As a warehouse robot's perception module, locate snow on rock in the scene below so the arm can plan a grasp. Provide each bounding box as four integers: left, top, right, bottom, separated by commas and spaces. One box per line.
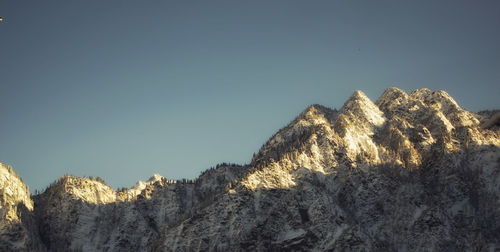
1, 87, 499, 251
0, 163, 45, 251
332, 90, 386, 165
341, 90, 386, 128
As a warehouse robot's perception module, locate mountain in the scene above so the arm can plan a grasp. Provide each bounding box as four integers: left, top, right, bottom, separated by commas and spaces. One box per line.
1, 87, 499, 251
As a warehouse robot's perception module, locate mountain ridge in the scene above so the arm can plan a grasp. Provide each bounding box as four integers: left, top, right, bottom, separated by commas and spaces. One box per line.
1, 87, 499, 251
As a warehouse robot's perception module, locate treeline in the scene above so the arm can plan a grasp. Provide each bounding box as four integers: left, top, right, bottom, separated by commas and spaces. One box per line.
198, 162, 243, 178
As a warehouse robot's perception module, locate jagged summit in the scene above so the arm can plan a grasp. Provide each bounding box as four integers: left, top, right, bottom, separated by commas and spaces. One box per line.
1, 87, 499, 251
342, 90, 376, 110
376, 87, 409, 112
340, 90, 386, 127
130, 173, 165, 194
147, 174, 163, 182
250, 103, 337, 168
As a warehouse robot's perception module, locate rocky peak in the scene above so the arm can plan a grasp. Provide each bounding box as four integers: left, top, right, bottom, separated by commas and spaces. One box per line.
147, 174, 163, 183
246, 88, 495, 188
332, 91, 386, 165
123, 174, 166, 200
299, 104, 337, 124
0, 163, 33, 213
40, 176, 116, 205
251, 104, 337, 167
0, 163, 43, 251
409, 88, 460, 111
376, 87, 409, 114
339, 90, 386, 128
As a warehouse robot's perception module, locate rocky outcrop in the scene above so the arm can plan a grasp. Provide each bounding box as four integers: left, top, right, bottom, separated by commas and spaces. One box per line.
0, 163, 45, 251
1, 87, 499, 251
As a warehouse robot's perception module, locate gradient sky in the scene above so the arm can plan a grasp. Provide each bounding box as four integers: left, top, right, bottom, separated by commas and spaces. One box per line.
1, 0, 499, 193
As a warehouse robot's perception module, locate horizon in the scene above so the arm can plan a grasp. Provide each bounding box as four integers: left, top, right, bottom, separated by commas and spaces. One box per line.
1, 0, 499, 193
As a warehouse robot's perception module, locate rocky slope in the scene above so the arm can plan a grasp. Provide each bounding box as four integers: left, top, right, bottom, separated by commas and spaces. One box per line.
1, 87, 499, 251
0, 163, 45, 251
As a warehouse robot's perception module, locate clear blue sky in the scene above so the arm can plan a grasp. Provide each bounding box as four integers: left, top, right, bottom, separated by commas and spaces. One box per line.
1, 0, 499, 192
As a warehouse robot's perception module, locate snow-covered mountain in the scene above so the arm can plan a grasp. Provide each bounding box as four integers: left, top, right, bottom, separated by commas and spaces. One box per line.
1, 87, 499, 251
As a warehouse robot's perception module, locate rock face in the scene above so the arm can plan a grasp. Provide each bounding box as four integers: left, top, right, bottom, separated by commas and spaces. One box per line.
1, 87, 499, 251
0, 163, 45, 251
